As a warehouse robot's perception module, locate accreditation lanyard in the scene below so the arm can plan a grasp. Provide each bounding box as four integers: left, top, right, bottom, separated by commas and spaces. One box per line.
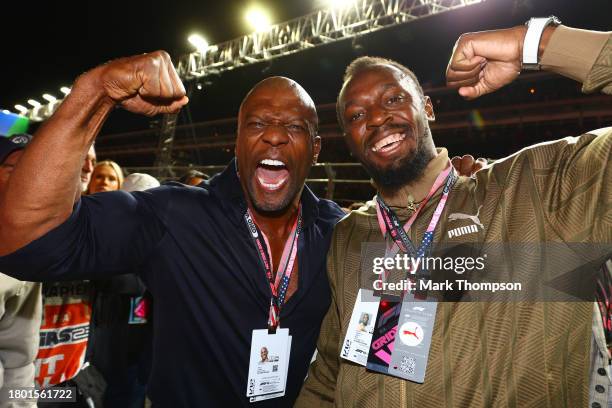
244, 206, 302, 332
375, 165, 455, 279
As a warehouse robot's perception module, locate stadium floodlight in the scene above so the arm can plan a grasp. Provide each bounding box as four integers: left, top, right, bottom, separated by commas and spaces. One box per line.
188, 33, 209, 53
245, 6, 272, 32
17, 0, 485, 123
42, 93, 57, 103
177, 0, 485, 81
14, 105, 28, 115
27, 99, 41, 108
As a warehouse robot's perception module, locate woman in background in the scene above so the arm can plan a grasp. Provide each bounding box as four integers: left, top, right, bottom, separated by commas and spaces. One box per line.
87, 160, 124, 194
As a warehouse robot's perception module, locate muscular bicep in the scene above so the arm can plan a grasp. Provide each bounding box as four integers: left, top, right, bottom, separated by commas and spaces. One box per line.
0, 190, 167, 282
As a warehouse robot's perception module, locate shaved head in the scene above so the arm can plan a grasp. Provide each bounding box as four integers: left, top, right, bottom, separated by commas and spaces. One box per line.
235, 76, 321, 215
239, 76, 318, 137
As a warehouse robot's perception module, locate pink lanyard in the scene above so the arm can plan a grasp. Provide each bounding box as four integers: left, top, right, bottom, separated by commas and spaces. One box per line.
375, 164, 455, 277
245, 206, 301, 331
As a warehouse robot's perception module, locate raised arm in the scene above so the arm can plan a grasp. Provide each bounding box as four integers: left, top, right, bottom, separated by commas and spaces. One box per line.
446, 24, 611, 99
447, 23, 611, 245
0, 51, 188, 255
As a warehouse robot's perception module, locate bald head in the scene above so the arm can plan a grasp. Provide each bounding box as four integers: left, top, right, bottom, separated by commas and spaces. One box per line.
234, 76, 322, 215
239, 76, 318, 137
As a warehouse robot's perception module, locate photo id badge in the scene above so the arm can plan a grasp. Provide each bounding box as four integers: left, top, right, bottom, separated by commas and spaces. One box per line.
340, 289, 380, 366
246, 328, 290, 400
249, 335, 292, 403
387, 292, 437, 383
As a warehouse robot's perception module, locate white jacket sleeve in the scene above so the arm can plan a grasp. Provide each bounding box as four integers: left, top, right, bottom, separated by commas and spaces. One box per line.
0, 275, 41, 408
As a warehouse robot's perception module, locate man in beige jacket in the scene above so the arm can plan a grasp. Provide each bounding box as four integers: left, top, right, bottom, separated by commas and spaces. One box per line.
297, 21, 611, 408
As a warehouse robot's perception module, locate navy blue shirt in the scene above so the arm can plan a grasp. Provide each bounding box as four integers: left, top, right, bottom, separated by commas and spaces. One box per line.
0, 160, 344, 407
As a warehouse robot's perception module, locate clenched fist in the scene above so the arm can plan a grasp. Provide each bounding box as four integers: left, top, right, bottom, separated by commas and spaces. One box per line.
451, 155, 488, 176
446, 26, 527, 100
83, 50, 188, 116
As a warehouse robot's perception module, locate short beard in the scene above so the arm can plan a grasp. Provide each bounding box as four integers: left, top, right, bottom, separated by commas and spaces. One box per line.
364, 139, 434, 192
246, 179, 296, 216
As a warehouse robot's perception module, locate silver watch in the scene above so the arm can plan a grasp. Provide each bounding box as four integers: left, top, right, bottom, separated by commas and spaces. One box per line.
522, 16, 561, 70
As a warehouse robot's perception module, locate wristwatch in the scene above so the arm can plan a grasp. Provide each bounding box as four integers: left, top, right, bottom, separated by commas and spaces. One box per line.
522, 16, 561, 70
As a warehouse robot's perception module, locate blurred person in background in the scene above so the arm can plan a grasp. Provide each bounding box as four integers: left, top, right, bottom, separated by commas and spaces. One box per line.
36, 159, 122, 408
86, 161, 123, 195
0, 134, 41, 408
80, 145, 96, 194
87, 173, 159, 408
178, 170, 208, 186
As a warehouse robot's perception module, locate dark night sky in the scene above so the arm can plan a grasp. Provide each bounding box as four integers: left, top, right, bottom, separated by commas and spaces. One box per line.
2, 0, 610, 126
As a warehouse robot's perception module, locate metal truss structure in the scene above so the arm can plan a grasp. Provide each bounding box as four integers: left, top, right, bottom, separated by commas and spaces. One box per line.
177, 0, 484, 80
17, 0, 484, 122
16, 0, 484, 176
153, 113, 179, 179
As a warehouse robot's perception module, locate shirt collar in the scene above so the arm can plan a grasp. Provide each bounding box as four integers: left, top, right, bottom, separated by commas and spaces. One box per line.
209, 158, 320, 229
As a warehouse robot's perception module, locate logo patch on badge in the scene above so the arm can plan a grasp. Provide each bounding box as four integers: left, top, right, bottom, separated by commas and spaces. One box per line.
398, 322, 424, 347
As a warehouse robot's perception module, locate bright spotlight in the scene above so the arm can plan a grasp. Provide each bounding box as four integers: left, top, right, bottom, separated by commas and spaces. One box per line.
60, 87, 71, 95
325, 0, 356, 8
43, 93, 57, 103
245, 7, 272, 32
27, 99, 41, 108
14, 105, 28, 114
188, 34, 209, 53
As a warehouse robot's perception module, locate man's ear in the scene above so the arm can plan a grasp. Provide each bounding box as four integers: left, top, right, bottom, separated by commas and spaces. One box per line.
424, 96, 435, 122
312, 135, 321, 165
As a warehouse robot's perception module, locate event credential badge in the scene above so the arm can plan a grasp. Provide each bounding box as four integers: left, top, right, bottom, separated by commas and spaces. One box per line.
246, 328, 291, 402
340, 289, 380, 365
387, 292, 437, 383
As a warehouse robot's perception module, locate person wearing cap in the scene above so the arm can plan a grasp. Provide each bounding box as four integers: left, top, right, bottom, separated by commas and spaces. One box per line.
122, 173, 160, 192
0, 135, 41, 408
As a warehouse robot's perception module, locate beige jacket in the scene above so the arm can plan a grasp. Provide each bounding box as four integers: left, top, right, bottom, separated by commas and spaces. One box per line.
0, 275, 41, 408
297, 26, 612, 408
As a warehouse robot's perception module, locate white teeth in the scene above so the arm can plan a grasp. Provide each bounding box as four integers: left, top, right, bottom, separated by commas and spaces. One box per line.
260, 159, 285, 167
257, 174, 289, 191
262, 181, 283, 188
372, 133, 405, 152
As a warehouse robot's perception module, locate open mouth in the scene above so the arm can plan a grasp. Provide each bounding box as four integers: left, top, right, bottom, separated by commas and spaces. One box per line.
255, 159, 289, 191
371, 133, 406, 153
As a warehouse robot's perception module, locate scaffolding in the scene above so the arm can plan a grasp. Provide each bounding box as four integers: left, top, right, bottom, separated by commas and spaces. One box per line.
16, 0, 484, 122
15, 0, 485, 177
176, 0, 484, 80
